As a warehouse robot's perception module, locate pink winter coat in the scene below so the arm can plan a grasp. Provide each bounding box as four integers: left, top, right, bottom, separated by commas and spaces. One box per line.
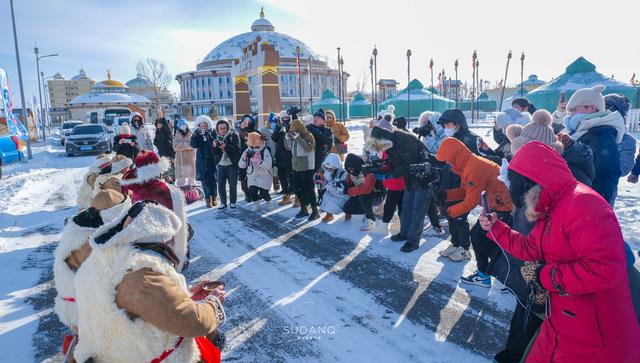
489, 141, 640, 363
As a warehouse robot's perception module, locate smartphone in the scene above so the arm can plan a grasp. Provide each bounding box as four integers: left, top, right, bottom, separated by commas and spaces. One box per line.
559, 91, 566, 103
481, 191, 490, 215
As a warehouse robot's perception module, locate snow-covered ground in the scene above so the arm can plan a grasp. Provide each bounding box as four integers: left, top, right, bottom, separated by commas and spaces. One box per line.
0, 122, 638, 362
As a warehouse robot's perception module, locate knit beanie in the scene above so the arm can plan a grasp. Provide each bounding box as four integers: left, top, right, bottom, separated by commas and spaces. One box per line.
393, 117, 407, 129
511, 110, 559, 154
279, 109, 289, 119
313, 108, 326, 120
566, 85, 606, 112
495, 108, 529, 130
604, 94, 631, 119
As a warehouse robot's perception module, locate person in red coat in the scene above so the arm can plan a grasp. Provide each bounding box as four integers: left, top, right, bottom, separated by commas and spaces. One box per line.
479, 141, 640, 362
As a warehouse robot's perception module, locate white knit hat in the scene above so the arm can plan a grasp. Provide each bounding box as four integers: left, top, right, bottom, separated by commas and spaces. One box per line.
279, 110, 289, 119
567, 85, 606, 112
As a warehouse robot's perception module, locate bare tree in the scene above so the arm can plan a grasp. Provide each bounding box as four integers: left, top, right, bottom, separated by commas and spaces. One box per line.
136, 58, 172, 114
353, 69, 369, 95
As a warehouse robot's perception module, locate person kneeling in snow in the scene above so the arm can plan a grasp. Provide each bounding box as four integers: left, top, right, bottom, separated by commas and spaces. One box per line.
238, 132, 273, 210
318, 153, 349, 222
342, 154, 386, 231
54, 190, 131, 334
73, 201, 225, 363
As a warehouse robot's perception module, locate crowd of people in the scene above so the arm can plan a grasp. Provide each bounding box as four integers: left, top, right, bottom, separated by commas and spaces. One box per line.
55, 84, 640, 362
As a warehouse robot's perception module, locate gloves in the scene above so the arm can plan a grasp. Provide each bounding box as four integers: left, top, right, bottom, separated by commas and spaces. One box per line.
521, 261, 548, 305
557, 132, 574, 150
433, 189, 447, 203
251, 151, 261, 162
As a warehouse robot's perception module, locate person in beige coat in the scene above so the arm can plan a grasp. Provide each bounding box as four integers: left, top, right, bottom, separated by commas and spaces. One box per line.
173, 119, 197, 187
76, 154, 112, 210
74, 201, 225, 363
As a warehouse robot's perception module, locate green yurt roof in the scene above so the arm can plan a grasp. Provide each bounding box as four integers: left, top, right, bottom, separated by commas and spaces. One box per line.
527, 57, 639, 110
317, 88, 341, 104
378, 78, 455, 116
349, 92, 370, 105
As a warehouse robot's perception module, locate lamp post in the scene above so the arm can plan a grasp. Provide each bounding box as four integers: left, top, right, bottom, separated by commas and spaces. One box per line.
308, 56, 313, 113
369, 57, 374, 118
498, 51, 513, 111
520, 52, 525, 97
42, 73, 54, 127
475, 59, 480, 121
429, 59, 434, 111
296, 46, 302, 110
34, 46, 58, 141
340, 56, 346, 123
373, 46, 378, 114
337, 47, 342, 121
10, 0, 32, 159
454, 59, 459, 107
471, 50, 477, 123
406, 49, 411, 125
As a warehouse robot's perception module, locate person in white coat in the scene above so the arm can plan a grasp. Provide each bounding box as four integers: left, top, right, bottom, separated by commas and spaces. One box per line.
238, 132, 273, 209
77, 154, 112, 210
319, 153, 349, 222
130, 112, 154, 151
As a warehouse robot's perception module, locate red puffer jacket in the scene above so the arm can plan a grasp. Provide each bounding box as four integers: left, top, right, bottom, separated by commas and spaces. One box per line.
489, 141, 640, 363
381, 151, 405, 191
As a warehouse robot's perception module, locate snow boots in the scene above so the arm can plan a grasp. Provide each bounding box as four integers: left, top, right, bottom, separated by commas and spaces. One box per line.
273, 176, 281, 193
279, 194, 292, 206
295, 205, 309, 218
308, 206, 320, 221
292, 196, 300, 208
322, 213, 334, 223
205, 196, 218, 208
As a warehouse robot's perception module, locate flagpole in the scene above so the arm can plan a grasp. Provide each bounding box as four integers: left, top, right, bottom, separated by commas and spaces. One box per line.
471, 51, 477, 123
406, 49, 411, 124
454, 59, 459, 107
308, 56, 313, 113
520, 52, 525, 97
296, 46, 302, 110
498, 51, 513, 111
369, 57, 374, 118
429, 59, 434, 111
337, 47, 342, 121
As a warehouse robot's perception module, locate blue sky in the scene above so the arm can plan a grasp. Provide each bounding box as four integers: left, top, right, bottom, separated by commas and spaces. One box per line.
2, 0, 639, 107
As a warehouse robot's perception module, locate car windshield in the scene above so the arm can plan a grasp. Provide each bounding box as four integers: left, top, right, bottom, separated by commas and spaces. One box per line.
72, 125, 104, 135
63, 122, 81, 129
118, 118, 130, 126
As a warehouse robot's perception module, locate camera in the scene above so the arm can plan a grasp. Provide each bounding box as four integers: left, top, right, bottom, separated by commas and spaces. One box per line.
361, 151, 391, 175
412, 123, 434, 138
245, 148, 256, 158
287, 106, 301, 120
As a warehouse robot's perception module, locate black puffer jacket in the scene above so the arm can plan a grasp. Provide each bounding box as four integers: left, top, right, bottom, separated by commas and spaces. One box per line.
562, 141, 595, 187
153, 118, 175, 158
212, 120, 242, 166
190, 128, 217, 184
371, 126, 439, 188
271, 124, 292, 169
306, 124, 334, 171
578, 125, 620, 202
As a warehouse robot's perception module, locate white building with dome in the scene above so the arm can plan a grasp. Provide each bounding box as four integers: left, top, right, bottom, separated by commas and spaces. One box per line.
176, 8, 346, 118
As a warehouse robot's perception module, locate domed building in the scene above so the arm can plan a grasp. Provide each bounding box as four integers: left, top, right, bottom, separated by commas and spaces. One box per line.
126, 73, 175, 108
176, 7, 345, 118
67, 71, 153, 122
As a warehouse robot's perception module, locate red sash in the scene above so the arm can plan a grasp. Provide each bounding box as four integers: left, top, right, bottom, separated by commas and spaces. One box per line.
150, 336, 220, 363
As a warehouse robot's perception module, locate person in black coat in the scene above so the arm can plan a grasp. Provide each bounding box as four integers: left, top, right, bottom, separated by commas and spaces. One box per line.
370, 126, 441, 253
112, 123, 139, 160
557, 132, 595, 187
306, 108, 334, 173
212, 119, 242, 209
191, 116, 218, 208
154, 118, 175, 159
271, 110, 296, 205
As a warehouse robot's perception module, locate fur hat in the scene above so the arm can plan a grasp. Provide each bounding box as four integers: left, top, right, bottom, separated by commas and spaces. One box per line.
120, 150, 170, 186
419, 111, 437, 126
109, 155, 133, 175
313, 108, 326, 120
302, 115, 314, 126
567, 85, 606, 112
91, 201, 181, 250
279, 110, 289, 119
119, 123, 131, 135
383, 105, 395, 121
195, 115, 213, 130
246, 132, 266, 148
510, 109, 561, 154
93, 154, 112, 171
91, 190, 131, 222
325, 109, 337, 122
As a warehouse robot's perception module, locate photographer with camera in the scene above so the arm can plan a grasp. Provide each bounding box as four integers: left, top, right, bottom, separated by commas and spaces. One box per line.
285, 118, 319, 220
370, 126, 441, 252
212, 119, 242, 210
272, 109, 296, 206
238, 114, 257, 202
318, 153, 349, 222
435, 138, 513, 286
414, 111, 445, 154
307, 108, 334, 173
342, 154, 386, 231
238, 132, 273, 211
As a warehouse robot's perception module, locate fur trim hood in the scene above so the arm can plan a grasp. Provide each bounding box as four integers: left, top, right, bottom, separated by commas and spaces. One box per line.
364, 136, 393, 152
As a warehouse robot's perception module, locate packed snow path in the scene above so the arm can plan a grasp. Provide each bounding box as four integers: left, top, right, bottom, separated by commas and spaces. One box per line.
1, 123, 639, 362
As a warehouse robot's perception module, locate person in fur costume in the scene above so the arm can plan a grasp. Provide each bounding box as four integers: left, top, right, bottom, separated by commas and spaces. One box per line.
318, 153, 349, 222
76, 154, 112, 210
238, 132, 273, 209
120, 150, 190, 271
92, 155, 132, 197
73, 201, 225, 363
55, 190, 131, 335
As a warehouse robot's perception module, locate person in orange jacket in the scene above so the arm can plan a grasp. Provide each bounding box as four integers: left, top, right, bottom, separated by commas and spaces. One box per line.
436, 138, 513, 287
325, 110, 350, 160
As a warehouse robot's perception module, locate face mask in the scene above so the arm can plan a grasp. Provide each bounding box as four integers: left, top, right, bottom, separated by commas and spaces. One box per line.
179, 125, 187, 131
564, 113, 589, 134
443, 127, 456, 137
270, 123, 277, 130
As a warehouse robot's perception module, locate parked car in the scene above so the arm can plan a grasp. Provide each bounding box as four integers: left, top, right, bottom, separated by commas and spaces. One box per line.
113, 116, 130, 134
65, 124, 112, 156
60, 120, 83, 145
0, 134, 25, 179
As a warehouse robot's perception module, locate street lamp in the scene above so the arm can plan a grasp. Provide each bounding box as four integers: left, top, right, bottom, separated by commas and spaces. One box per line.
10, 0, 32, 159
42, 73, 55, 126
34, 46, 58, 141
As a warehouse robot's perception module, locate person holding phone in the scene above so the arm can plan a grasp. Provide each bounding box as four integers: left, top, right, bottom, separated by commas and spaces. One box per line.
212, 119, 242, 210
435, 137, 513, 286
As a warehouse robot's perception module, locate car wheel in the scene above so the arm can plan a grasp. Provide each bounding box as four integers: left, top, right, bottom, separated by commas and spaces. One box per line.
66, 152, 73, 157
